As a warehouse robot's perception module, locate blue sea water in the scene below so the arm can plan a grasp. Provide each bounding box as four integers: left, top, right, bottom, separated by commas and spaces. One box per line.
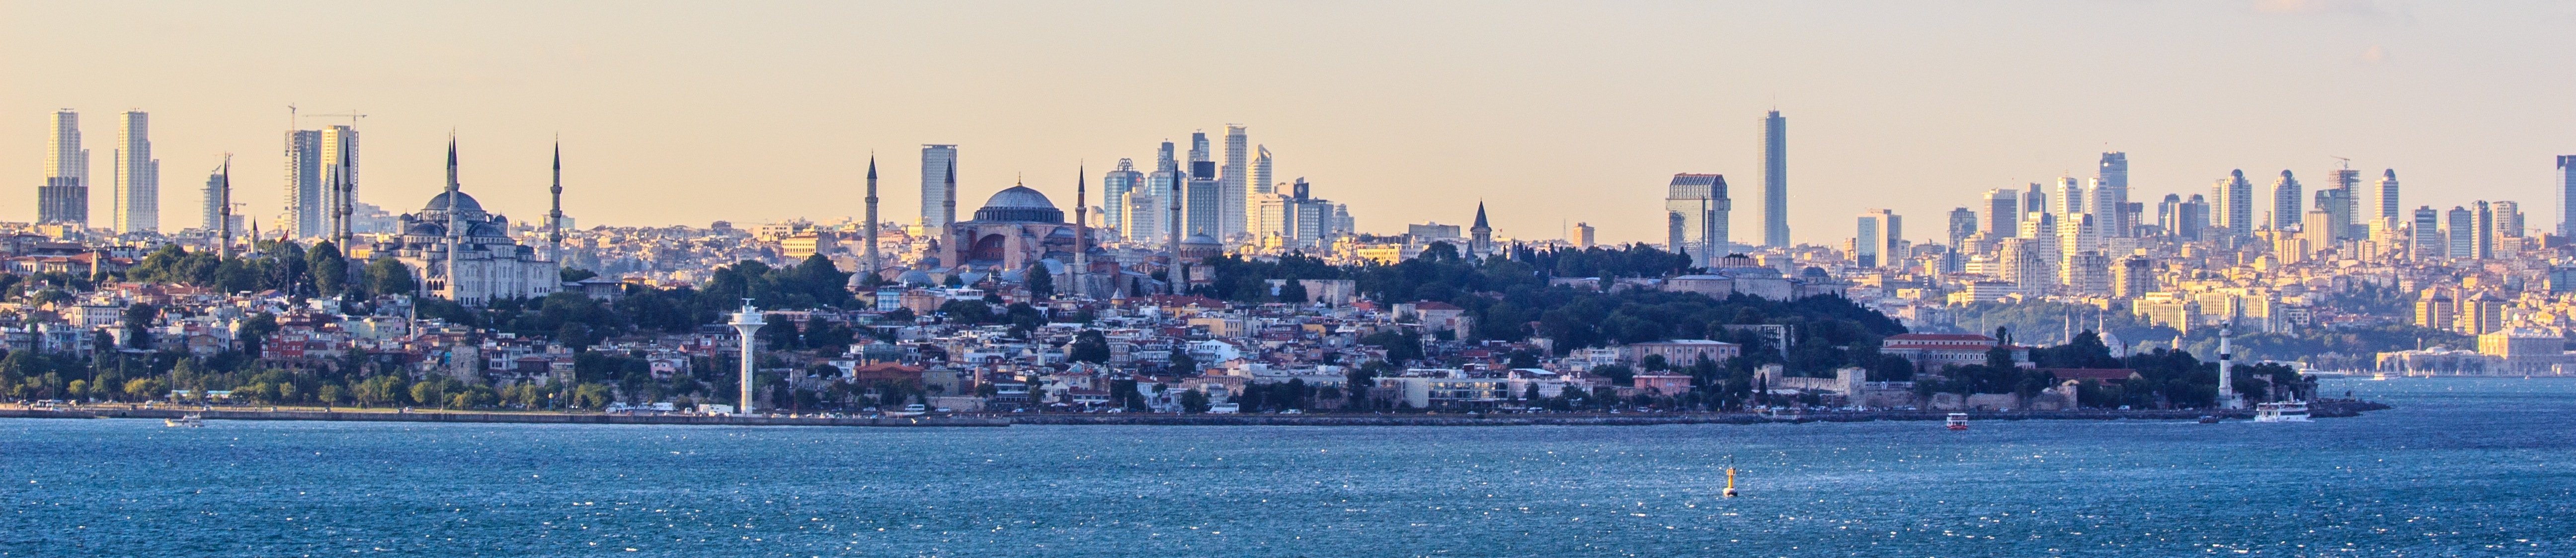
3, 378, 2573, 557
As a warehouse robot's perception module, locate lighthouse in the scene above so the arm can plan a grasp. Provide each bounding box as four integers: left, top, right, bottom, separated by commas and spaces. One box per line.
2217, 325, 2240, 410
728, 299, 765, 416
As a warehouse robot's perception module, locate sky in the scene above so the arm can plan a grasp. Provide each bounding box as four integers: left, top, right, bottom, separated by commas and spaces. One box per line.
5, 0, 2574, 246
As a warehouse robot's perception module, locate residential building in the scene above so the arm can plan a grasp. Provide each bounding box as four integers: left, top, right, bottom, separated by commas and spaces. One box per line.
40, 110, 88, 226
113, 111, 159, 233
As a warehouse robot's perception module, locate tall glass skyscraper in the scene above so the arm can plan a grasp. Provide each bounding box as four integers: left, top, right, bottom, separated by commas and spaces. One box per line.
114, 111, 159, 233
1761, 111, 1788, 248
2212, 170, 2254, 236
39, 110, 89, 226
919, 145, 958, 228
2373, 169, 2401, 226
1855, 209, 1900, 268
2096, 153, 2127, 237
1221, 125, 1248, 239
2270, 170, 2303, 231
1102, 159, 1141, 239
2558, 156, 2576, 237
1666, 173, 1730, 267
1983, 188, 2019, 238
283, 129, 323, 238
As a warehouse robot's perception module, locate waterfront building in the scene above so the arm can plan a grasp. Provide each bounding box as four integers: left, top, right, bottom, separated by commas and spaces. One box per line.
1101, 159, 1140, 239
113, 111, 160, 233
1666, 174, 1730, 267
2271, 170, 2303, 231
283, 129, 323, 238
1855, 209, 1900, 268
920, 145, 958, 228
1762, 110, 1789, 248
40, 110, 89, 226
380, 140, 559, 305
1983, 188, 2019, 239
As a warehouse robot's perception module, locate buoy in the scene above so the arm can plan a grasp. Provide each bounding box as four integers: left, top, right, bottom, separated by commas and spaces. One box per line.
1723, 467, 1738, 497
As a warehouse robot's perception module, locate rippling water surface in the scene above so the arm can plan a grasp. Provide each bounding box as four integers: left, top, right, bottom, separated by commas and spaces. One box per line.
4, 378, 2574, 557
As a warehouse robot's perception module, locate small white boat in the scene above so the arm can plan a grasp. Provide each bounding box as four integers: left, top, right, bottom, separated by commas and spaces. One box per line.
885, 403, 928, 418
1944, 413, 1969, 430
2253, 401, 2312, 423
163, 414, 205, 427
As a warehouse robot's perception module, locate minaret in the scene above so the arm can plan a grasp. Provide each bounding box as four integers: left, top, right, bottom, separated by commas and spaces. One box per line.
942, 159, 958, 230
547, 140, 564, 263
217, 155, 234, 259
1072, 164, 1088, 299
443, 136, 462, 300
864, 155, 881, 278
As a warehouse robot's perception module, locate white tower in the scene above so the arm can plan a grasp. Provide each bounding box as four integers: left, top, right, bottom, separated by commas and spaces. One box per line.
2216, 324, 2240, 410
728, 299, 765, 416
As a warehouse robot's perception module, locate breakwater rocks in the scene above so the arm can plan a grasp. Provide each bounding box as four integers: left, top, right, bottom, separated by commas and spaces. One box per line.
0, 408, 1008, 427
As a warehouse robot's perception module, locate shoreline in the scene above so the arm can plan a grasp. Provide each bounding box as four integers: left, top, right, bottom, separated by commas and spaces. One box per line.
0, 400, 2387, 427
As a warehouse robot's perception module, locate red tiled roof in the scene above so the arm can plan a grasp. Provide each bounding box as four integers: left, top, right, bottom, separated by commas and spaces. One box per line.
1886, 333, 1998, 341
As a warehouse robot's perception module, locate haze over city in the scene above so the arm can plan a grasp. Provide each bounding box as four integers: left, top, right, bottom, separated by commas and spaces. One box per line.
8, 0, 2573, 244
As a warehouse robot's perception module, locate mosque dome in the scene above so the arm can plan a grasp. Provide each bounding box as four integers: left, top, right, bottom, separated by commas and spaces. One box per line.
423, 191, 484, 214
970, 186, 1064, 223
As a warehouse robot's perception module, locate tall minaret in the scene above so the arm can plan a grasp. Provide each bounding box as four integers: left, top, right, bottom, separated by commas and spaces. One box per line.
442, 136, 462, 300
217, 155, 234, 259
1072, 164, 1087, 299
864, 155, 880, 277
942, 159, 958, 229
548, 140, 564, 263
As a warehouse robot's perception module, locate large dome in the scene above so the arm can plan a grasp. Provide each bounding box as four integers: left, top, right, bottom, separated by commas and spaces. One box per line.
981, 186, 1055, 209
970, 186, 1064, 223
423, 191, 484, 213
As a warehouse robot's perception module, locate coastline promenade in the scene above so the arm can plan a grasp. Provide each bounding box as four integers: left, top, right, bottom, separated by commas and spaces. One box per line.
0, 399, 2387, 427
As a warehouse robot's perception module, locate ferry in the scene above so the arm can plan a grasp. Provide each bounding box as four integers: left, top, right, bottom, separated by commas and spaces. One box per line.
885, 404, 928, 418
2253, 401, 2312, 423
1944, 413, 1969, 430
163, 414, 204, 427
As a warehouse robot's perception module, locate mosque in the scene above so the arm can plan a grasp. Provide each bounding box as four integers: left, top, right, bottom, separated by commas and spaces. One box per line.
376, 140, 560, 306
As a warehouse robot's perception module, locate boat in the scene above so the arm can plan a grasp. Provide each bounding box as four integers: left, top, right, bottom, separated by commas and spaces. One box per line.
2253, 401, 2312, 423
1944, 413, 1969, 430
2197, 415, 2221, 424
2370, 373, 2391, 381
163, 414, 204, 427
885, 403, 928, 418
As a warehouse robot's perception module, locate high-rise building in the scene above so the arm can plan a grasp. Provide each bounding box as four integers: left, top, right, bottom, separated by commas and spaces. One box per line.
1186, 160, 1219, 239
2020, 186, 2047, 234
200, 166, 229, 234
919, 145, 958, 228
2112, 255, 2156, 299
2558, 157, 2576, 237
2055, 176, 2084, 219
1983, 188, 2019, 239
283, 129, 323, 238
2446, 206, 2476, 258
2315, 188, 2353, 241
321, 125, 360, 242
39, 110, 89, 226
1102, 159, 1141, 240
1189, 132, 1209, 164
2475, 201, 2495, 259
2063, 250, 2111, 297
2156, 194, 2181, 238
1280, 178, 1341, 250
2372, 169, 2401, 225
1251, 145, 1274, 196
2412, 206, 2444, 259
1124, 188, 1163, 246
1221, 125, 1248, 239
2177, 194, 2209, 241
1666, 174, 1731, 267
2095, 152, 2129, 236
1575, 222, 1596, 248
2270, 170, 2303, 231
2214, 170, 2254, 237
1855, 209, 1900, 269
113, 111, 160, 233
2494, 201, 2524, 239
1946, 207, 1977, 250
1995, 238, 2054, 296
1761, 110, 1789, 248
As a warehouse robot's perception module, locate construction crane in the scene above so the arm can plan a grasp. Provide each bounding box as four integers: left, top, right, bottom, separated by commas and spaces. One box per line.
303, 110, 367, 126
2330, 156, 2350, 169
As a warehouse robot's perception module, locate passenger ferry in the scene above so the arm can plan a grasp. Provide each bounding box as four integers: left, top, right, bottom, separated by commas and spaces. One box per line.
885, 404, 928, 418
163, 414, 204, 427
2253, 401, 2312, 423
1944, 413, 1969, 430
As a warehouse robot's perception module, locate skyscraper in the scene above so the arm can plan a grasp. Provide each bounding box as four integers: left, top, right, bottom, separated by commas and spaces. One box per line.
321, 125, 360, 243
2055, 177, 2084, 219
200, 165, 228, 234
1574, 222, 1595, 248
2446, 206, 2475, 258
2412, 206, 2444, 259
1945, 207, 1977, 250
1666, 174, 1730, 267
1186, 160, 1219, 239
2096, 152, 2129, 237
2373, 169, 2401, 225
2177, 194, 2209, 241
2020, 186, 2047, 234
919, 145, 958, 228
1102, 159, 1141, 239
2315, 188, 2352, 242
39, 110, 88, 226
2559, 157, 2576, 237
1855, 209, 1900, 268
1761, 110, 1788, 247
1251, 146, 1274, 196
113, 111, 159, 233
2493, 201, 2524, 239
283, 129, 323, 238
2214, 170, 2254, 236
2475, 201, 2495, 259
1983, 188, 2019, 239
1221, 125, 1248, 239
2270, 170, 2303, 231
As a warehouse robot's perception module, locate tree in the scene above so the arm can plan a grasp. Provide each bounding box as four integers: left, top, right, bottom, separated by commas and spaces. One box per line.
560, 268, 599, 283
1277, 280, 1308, 304
1069, 329, 1111, 364
365, 258, 416, 297
121, 303, 158, 349
1179, 390, 1210, 413
939, 300, 994, 324
307, 242, 349, 297
1025, 263, 1054, 300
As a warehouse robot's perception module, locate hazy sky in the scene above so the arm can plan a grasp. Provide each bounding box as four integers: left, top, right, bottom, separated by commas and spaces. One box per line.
6, 0, 2574, 245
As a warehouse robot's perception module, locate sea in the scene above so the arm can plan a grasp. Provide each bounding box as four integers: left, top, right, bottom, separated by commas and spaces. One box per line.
3, 378, 2572, 557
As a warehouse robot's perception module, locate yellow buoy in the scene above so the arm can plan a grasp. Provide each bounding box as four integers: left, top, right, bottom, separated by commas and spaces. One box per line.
1723, 467, 1738, 497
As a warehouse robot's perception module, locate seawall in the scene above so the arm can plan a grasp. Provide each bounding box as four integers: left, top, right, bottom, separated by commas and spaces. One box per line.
0, 408, 1009, 427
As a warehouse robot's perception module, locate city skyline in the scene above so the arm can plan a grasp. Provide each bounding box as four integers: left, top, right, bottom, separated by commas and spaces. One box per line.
6, 2, 2575, 245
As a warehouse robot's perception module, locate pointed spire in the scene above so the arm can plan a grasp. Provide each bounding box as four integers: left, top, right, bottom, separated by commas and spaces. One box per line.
867, 155, 878, 179
1473, 201, 1489, 228
445, 134, 460, 192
